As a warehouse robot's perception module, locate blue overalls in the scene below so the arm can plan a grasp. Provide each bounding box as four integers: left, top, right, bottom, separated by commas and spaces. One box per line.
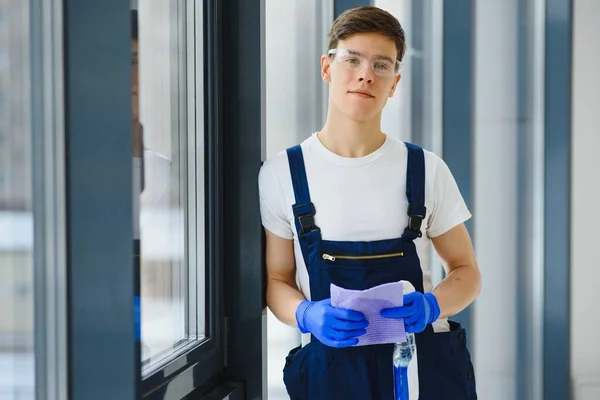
282, 142, 477, 399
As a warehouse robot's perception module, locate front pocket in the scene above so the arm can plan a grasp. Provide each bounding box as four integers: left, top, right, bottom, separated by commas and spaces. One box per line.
415, 325, 477, 399
322, 252, 405, 262
321, 254, 411, 291
282, 345, 307, 399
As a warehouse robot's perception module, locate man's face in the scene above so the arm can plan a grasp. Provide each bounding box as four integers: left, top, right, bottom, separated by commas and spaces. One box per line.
321, 33, 401, 122
132, 39, 139, 121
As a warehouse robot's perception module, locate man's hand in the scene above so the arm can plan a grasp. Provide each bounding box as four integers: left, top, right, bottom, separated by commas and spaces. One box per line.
296, 298, 368, 348
380, 292, 440, 334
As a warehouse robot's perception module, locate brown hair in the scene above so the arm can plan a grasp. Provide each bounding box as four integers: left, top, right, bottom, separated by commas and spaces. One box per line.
328, 6, 406, 62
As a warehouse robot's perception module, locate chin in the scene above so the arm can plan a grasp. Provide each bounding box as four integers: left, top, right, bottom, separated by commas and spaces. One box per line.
344, 108, 380, 123
331, 97, 383, 122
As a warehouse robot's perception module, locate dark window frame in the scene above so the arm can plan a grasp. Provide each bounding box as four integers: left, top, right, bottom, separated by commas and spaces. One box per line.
64, 0, 265, 398
64, 0, 138, 398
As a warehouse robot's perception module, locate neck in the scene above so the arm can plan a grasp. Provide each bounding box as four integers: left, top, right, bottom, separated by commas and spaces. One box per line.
318, 106, 386, 158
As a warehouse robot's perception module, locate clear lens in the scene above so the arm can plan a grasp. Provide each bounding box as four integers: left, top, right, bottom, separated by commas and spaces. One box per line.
329, 49, 401, 77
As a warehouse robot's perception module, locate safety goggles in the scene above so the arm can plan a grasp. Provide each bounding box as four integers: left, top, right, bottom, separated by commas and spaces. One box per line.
328, 48, 402, 77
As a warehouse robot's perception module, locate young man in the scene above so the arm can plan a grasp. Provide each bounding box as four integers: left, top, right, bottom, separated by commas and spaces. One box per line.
259, 6, 481, 400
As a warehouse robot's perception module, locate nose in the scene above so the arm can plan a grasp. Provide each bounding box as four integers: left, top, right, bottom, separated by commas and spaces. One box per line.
357, 62, 375, 84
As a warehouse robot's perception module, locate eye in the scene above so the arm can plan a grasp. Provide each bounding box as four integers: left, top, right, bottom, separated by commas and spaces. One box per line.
346, 57, 361, 64
374, 61, 391, 71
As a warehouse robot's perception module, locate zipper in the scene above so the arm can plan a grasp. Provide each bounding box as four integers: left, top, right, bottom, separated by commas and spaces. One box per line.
322, 252, 404, 262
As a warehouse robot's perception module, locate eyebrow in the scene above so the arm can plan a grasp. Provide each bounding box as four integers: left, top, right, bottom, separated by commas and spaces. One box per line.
346, 49, 394, 63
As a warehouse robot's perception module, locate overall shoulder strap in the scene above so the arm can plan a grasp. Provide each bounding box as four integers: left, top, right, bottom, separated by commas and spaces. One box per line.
286, 145, 321, 265
286, 145, 319, 234
404, 142, 426, 240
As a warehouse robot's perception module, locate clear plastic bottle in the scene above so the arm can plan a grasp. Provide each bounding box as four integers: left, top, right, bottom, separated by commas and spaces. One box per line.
393, 333, 416, 400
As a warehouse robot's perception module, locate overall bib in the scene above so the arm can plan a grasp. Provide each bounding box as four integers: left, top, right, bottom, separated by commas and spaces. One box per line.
282, 142, 477, 400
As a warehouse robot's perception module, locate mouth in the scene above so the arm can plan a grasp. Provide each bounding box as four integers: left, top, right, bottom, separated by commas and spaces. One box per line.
348, 90, 375, 99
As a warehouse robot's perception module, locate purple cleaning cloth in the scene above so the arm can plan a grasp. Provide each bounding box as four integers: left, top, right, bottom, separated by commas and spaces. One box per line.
330, 280, 406, 346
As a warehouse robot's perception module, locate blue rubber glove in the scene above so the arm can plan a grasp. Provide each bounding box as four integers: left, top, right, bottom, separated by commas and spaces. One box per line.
380, 292, 441, 334
295, 298, 369, 348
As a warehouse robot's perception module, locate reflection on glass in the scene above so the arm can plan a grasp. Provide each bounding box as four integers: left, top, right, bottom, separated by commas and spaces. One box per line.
0, 0, 35, 398
135, 2, 205, 374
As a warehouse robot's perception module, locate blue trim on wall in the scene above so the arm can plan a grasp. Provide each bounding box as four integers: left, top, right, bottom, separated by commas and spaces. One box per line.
410, 0, 425, 147
515, 1, 530, 398
441, 0, 474, 345
334, 0, 372, 19
543, 0, 572, 399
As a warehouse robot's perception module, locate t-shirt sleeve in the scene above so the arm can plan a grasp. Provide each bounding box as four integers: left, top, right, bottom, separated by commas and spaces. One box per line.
258, 161, 294, 240
427, 155, 472, 238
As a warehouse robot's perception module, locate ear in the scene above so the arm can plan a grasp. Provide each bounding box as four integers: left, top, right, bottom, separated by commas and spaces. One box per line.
321, 54, 332, 83
388, 73, 402, 97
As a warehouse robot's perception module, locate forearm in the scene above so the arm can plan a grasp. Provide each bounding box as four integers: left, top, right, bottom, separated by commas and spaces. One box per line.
266, 277, 306, 327
432, 264, 481, 319
133, 121, 143, 157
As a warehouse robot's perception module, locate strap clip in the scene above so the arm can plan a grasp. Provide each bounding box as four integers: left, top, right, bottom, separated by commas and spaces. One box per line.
407, 203, 426, 237
294, 203, 320, 235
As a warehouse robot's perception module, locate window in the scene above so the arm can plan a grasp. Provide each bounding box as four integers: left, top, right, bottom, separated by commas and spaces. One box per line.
135, 0, 206, 377
0, 0, 35, 397
0, 1, 67, 398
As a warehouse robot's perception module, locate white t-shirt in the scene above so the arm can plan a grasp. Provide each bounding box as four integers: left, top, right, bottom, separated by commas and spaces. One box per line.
259, 133, 472, 338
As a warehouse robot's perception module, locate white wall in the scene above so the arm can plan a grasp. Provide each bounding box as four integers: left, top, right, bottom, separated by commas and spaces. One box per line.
265, 1, 331, 158
571, 1, 600, 398
472, 1, 519, 399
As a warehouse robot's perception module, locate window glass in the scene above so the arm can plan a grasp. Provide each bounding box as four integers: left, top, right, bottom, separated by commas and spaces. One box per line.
0, 0, 35, 397
135, 1, 205, 375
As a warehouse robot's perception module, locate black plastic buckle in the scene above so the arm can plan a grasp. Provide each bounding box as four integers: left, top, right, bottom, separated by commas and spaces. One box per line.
408, 214, 423, 233
295, 203, 319, 235
299, 213, 317, 234
407, 203, 426, 237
